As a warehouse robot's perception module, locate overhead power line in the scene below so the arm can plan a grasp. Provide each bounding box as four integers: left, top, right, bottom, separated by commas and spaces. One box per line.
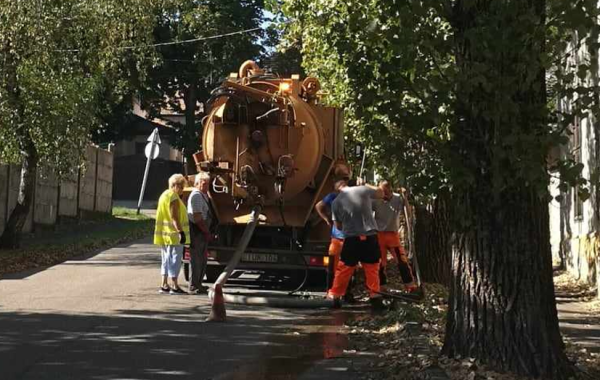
58, 26, 264, 52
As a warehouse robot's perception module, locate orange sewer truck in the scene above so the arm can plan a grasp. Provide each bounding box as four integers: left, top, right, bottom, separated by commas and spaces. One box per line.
187, 61, 350, 288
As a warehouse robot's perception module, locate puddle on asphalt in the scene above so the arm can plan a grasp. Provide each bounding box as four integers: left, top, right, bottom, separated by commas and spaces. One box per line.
213, 309, 360, 380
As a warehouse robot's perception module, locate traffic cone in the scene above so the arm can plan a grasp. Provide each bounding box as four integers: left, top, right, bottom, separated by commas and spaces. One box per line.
206, 284, 226, 322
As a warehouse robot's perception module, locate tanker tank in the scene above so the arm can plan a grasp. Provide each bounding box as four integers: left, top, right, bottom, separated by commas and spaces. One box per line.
194, 61, 349, 228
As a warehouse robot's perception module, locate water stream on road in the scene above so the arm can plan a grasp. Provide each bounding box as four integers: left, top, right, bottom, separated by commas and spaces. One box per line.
212, 308, 367, 380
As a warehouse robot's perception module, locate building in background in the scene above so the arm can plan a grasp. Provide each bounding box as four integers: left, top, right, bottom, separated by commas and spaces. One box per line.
549, 31, 600, 297
111, 100, 186, 205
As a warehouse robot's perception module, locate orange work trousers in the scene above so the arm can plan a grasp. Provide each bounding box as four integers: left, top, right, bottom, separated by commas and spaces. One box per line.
329, 235, 380, 298
377, 231, 415, 284
328, 237, 344, 272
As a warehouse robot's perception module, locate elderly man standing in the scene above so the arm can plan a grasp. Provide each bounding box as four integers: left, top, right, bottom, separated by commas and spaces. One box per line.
155, 174, 189, 295
187, 172, 214, 295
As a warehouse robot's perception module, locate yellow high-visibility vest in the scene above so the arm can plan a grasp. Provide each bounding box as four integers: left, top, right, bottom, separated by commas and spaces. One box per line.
154, 189, 190, 245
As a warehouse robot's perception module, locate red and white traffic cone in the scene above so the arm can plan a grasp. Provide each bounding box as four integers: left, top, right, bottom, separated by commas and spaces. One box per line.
206, 284, 226, 322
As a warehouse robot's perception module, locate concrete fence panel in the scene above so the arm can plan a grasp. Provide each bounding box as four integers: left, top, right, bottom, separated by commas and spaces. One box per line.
59, 172, 78, 218
0, 146, 113, 236
79, 146, 97, 212
96, 148, 114, 213
34, 169, 59, 226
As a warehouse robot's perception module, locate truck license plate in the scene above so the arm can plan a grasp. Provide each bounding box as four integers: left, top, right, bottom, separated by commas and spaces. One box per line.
242, 253, 278, 263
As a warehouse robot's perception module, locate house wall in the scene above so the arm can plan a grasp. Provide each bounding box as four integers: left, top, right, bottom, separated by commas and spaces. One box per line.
551, 111, 600, 287
113, 136, 182, 162
550, 31, 600, 296
0, 146, 114, 234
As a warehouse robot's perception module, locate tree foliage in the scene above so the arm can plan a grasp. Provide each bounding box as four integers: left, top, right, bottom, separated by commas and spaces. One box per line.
0, 0, 155, 174
140, 0, 266, 156
0, 0, 157, 247
279, 0, 600, 202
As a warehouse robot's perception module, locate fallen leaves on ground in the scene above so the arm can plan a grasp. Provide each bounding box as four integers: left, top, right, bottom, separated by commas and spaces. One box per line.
554, 270, 597, 300
345, 268, 600, 380
554, 270, 600, 379
0, 217, 153, 276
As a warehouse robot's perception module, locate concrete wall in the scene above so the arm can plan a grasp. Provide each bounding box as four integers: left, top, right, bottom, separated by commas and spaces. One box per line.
59, 172, 79, 218
0, 146, 114, 234
79, 146, 97, 212
113, 136, 182, 162
96, 149, 113, 213
34, 169, 59, 226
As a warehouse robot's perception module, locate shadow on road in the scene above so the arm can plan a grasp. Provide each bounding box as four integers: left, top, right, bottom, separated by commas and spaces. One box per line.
557, 298, 600, 354
0, 304, 362, 380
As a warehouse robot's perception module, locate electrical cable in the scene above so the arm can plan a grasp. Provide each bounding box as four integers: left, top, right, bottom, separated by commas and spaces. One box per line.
57, 26, 265, 52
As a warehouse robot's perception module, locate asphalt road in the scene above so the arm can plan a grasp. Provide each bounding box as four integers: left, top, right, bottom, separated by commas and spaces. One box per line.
0, 238, 371, 380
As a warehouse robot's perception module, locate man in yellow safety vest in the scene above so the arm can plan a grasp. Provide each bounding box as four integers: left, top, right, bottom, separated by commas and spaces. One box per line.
154, 174, 190, 294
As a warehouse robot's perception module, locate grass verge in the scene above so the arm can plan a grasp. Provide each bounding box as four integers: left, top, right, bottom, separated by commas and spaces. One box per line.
0, 208, 154, 276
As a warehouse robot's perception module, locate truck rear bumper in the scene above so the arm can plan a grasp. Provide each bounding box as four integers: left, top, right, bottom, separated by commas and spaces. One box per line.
206, 246, 330, 270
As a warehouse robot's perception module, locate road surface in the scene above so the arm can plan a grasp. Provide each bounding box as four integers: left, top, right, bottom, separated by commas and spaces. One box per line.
0, 238, 373, 380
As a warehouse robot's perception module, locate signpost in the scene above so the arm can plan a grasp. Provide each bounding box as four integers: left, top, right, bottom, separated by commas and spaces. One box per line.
137, 128, 161, 214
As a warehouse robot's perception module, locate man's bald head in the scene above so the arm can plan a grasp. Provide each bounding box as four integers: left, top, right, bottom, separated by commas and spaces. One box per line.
378, 180, 392, 200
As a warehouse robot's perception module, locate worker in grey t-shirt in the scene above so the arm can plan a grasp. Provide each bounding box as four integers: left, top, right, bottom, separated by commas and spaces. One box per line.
329, 181, 385, 308
373, 180, 416, 291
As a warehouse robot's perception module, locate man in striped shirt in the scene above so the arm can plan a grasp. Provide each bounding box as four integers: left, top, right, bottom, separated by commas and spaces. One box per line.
187, 172, 214, 294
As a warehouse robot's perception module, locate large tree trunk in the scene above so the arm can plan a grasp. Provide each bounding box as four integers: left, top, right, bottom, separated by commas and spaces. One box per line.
443, 0, 573, 377
414, 193, 451, 285
443, 190, 572, 378
0, 140, 38, 249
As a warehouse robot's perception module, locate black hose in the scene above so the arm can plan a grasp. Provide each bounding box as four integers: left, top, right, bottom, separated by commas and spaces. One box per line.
287, 216, 312, 296
288, 257, 309, 296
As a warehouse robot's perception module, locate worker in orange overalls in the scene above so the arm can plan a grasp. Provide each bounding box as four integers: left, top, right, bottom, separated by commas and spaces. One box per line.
328, 181, 385, 309
315, 179, 355, 302
372, 180, 417, 292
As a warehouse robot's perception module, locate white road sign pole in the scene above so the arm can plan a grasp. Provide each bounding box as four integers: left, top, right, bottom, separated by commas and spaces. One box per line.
137, 128, 160, 214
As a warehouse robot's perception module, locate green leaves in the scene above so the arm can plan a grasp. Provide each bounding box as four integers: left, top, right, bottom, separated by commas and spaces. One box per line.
138, 0, 266, 154
283, 0, 600, 205
282, 0, 456, 196
0, 0, 156, 175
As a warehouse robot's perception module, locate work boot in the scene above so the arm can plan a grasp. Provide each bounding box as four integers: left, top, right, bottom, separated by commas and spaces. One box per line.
332, 297, 342, 309
405, 283, 419, 293
369, 296, 387, 311
343, 291, 356, 304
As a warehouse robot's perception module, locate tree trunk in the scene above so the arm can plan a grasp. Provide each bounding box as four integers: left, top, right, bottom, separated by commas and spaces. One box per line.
0, 140, 38, 249
442, 190, 572, 378
443, 0, 574, 377
414, 193, 451, 285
